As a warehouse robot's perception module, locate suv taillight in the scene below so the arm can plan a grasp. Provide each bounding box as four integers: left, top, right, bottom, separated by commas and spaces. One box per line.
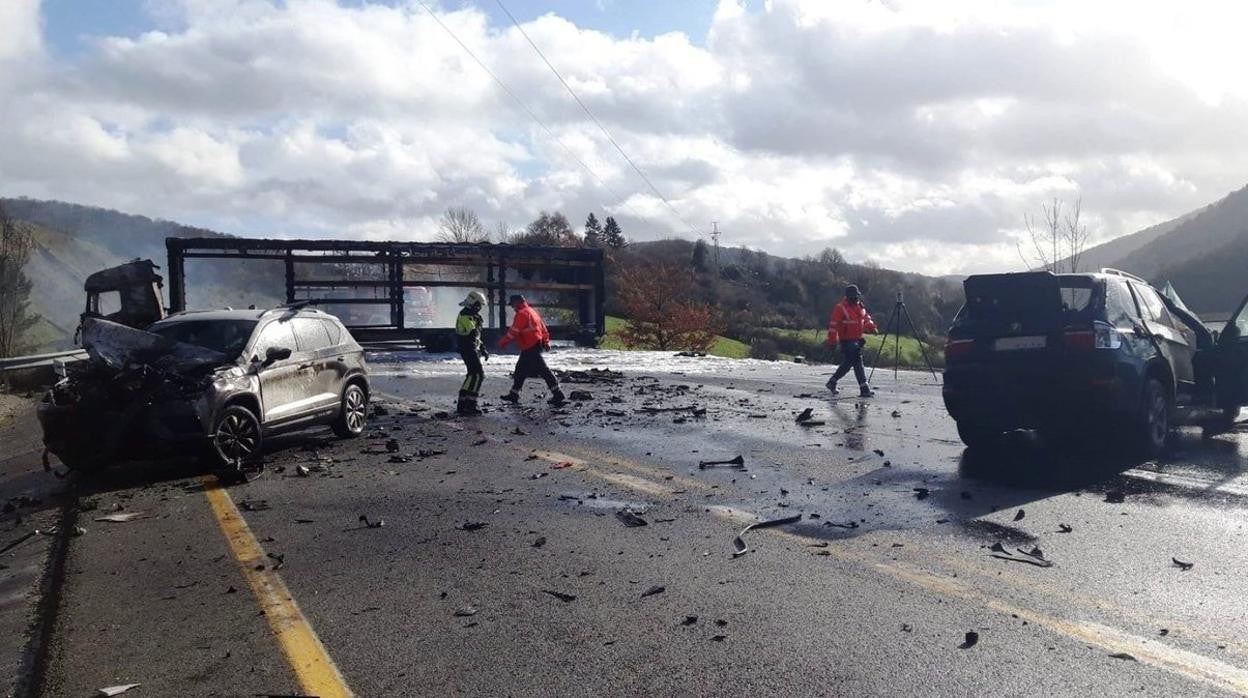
1064, 322, 1121, 352
944, 338, 974, 360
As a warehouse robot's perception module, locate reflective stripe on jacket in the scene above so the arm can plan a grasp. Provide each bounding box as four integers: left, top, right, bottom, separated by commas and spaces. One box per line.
456, 309, 483, 354
499, 302, 550, 351
827, 299, 877, 343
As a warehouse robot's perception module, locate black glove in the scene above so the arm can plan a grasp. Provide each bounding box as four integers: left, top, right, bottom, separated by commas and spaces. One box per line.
480, 348, 490, 362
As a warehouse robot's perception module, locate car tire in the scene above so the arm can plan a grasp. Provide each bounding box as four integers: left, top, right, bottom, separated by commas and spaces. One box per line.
332, 383, 368, 438
1136, 378, 1170, 458
209, 404, 263, 470
957, 421, 997, 450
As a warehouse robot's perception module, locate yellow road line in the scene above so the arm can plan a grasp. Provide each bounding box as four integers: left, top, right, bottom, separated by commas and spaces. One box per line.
201, 476, 354, 698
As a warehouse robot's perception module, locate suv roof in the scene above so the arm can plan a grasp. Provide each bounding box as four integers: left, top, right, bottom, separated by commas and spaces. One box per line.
155, 306, 338, 324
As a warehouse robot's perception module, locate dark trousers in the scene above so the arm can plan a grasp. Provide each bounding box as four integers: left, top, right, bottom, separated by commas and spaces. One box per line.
458, 349, 483, 400
831, 339, 867, 386
511, 346, 558, 393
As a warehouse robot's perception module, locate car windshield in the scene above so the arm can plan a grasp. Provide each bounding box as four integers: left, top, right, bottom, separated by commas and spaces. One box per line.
148, 319, 258, 360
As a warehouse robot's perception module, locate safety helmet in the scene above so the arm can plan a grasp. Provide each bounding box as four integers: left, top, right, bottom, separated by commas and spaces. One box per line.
460, 290, 487, 308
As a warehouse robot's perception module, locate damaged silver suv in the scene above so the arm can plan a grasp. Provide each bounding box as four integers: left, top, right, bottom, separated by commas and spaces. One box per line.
39, 306, 370, 473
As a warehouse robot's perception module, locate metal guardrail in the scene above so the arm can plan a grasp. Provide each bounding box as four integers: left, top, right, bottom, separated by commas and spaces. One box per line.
0, 349, 87, 373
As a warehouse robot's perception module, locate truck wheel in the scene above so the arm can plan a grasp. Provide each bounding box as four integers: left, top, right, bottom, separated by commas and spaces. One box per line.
1202, 406, 1239, 437
332, 383, 368, 438
957, 421, 997, 450
1136, 378, 1170, 458
210, 405, 263, 469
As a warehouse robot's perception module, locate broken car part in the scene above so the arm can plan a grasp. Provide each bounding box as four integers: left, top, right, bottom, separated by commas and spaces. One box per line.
731, 514, 803, 558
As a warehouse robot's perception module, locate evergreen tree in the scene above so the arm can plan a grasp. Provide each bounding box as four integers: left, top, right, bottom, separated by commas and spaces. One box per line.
691, 239, 709, 272
584, 213, 603, 248
0, 202, 38, 357
603, 216, 626, 249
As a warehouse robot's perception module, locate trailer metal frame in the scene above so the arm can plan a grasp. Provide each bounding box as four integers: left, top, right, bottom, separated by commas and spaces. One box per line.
166, 237, 606, 346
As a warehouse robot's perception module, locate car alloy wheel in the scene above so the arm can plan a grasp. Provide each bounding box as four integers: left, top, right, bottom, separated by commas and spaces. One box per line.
339, 384, 368, 435
215, 409, 259, 464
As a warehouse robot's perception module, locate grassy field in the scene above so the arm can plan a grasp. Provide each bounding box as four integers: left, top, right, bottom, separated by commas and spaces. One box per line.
599, 316, 750, 359
763, 327, 944, 368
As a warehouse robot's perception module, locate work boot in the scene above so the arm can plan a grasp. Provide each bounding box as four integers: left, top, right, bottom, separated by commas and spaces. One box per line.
826, 377, 839, 394
859, 385, 874, 398
547, 389, 567, 406
500, 391, 520, 404
457, 399, 483, 416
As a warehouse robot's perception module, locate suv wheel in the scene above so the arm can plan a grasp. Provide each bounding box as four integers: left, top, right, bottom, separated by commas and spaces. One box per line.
1137, 378, 1170, 458
210, 404, 263, 469
332, 383, 368, 438
957, 421, 997, 450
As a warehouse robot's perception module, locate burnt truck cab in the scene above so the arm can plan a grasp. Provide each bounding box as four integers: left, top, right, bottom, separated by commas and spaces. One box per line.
942, 269, 1248, 456
82, 259, 166, 329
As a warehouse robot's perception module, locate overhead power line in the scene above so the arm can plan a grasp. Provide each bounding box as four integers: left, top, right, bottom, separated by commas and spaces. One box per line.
413, 0, 649, 226
492, 0, 703, 239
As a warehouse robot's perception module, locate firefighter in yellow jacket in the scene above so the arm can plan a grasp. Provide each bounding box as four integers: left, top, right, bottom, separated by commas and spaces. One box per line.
455, 291, 489, 415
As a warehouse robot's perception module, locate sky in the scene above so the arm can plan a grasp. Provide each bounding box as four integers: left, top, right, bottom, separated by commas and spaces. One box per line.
3, 0, 1248, 276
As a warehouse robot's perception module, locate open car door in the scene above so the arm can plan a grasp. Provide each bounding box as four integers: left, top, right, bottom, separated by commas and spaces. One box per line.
1216, 295, 1248, 410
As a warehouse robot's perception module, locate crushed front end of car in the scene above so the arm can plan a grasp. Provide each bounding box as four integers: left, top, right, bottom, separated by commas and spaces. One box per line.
37, 317, 232, 471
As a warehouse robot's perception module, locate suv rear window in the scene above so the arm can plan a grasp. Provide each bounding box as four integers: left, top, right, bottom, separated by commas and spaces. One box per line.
955, 273, 1098, 336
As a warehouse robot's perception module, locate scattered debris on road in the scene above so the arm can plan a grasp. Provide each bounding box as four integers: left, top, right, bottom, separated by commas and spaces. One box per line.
913, 488, 930, 500
640, 585, 666, 598
1109, 652, 1137, 661
459, 521, 488, 531
454, 606, 479, 617
698, 455, 745, 469
1172, 557, 1195, 571
359, 514, 385, 529
532, 536, 547, 548
615, 510, 649, 528
1058, 523, 1073, 533
295, 465, 310, 477
959, 631, 979, 649
543, 590, 577, 603
1104, 490, 1125, 504
682, 615, 698, 626
1013, 509, 1025, 521
97, 684, 142, 697
93, 512, 153, 523
731, 514, 803, 558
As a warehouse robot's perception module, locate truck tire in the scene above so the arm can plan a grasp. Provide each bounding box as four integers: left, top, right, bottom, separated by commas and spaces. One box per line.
332, 383, 368, 438
957, 421, 997, 450
209, 404, 263, 470
1135, 378, 1170, 458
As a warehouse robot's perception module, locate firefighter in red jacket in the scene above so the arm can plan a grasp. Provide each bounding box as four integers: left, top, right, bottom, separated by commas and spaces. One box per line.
826, 284, 878, 397
498, 294, 566, 406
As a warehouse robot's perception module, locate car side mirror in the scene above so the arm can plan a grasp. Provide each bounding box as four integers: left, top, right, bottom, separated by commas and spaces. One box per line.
264, 346, 292, 366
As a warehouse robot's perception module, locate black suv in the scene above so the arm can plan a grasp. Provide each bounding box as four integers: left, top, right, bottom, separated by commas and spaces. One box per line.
942, 269, 1248, 455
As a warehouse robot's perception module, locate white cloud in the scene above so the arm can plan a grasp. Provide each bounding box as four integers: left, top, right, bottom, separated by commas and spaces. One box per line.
2, 0, 1247, 275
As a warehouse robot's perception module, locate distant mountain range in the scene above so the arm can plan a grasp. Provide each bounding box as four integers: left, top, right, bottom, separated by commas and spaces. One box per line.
4, 198, 280, 350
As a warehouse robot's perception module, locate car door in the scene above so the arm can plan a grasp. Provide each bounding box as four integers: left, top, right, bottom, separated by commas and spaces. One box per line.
1130, 282, 1197, 394
291, 317, 339, 410
250, 319, 307, 424
1216, 295, 1248, 407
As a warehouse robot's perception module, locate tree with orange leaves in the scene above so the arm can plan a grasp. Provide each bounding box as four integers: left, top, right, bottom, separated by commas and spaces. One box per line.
616, 263, 722, 352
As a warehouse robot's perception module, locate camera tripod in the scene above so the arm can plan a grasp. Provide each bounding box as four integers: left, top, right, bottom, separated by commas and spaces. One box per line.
867, 291, 940, 383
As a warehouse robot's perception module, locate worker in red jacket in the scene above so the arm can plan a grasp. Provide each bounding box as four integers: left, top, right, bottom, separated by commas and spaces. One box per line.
498, 294, 566, 406
826, 284, 878, 397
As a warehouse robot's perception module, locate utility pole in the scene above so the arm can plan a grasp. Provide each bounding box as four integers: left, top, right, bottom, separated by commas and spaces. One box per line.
711, 221, 721, 274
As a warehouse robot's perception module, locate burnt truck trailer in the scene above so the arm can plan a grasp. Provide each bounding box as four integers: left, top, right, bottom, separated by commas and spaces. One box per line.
165, 237, 607, 349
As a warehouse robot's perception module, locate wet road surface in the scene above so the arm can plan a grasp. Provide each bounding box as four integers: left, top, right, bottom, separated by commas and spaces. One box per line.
17, 349, 1248, 696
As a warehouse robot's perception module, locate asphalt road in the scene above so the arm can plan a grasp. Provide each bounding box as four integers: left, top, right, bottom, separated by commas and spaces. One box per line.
18, 349, 1248, 697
